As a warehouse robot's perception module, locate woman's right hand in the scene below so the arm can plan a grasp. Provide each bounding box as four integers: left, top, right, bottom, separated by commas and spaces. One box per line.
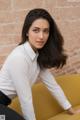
67, 107, 80, 115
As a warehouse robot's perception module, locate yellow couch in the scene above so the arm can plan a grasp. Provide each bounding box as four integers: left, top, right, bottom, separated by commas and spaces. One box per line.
9, 74, 80, 120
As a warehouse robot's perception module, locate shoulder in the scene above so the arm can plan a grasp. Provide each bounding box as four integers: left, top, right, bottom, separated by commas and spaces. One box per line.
4, 45, 28, 65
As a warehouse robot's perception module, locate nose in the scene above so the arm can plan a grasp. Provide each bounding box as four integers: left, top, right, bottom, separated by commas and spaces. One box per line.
39, 32, 44, 39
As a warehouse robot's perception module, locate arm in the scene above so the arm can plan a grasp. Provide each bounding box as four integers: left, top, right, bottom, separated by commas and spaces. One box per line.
39, 69, 80, 115
8, 55, 36, 120
39, 69, 71, 110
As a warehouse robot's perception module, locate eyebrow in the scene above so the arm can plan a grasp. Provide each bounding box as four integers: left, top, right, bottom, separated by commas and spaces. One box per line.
33, 27, 49, 30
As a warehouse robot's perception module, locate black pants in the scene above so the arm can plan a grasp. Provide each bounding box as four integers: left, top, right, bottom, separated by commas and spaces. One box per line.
0, 91, 25, 120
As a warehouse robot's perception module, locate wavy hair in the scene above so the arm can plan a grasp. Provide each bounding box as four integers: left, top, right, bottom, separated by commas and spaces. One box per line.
19, 8, 67, 69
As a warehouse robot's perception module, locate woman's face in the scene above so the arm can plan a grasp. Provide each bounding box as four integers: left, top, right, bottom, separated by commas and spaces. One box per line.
27, 18, 50, 51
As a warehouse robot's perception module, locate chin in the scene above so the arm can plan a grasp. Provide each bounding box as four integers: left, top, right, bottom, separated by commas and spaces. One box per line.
35, 43, 45, 49
37, 46, 44, 49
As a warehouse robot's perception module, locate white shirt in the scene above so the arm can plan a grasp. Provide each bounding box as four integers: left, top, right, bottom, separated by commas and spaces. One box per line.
0, 41, 71, 120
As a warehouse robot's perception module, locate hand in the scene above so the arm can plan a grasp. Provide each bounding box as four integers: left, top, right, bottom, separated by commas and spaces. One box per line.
67, 107, 80, 115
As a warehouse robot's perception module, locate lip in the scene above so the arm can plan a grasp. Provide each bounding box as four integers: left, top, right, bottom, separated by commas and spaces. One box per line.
36, 41, 44, 46
36, 41, 44, 43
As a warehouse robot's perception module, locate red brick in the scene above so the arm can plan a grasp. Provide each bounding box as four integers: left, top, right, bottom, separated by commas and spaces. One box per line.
53, 7, 80, 21
0, 12, 16, 24
0, 45, 16, 56
56, 0, 80, 7
0, 56, 6, 65
0, 35, 21, 45
56, 21, 80, 50
0, 23, 22, 35
42, 0, 57, 14
0, 0, 11, 11
14, 10, 28, 23
13, 0, 43, 10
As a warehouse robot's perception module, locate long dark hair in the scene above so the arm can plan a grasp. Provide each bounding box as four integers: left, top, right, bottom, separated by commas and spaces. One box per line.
19, 8, 67, 69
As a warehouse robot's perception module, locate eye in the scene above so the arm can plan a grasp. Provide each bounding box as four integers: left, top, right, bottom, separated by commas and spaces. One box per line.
33, 28, 39, 33
43, 29, 49, 34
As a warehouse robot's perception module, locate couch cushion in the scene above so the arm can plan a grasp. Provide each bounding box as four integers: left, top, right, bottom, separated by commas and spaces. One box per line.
9, 97, 22, 115
56, 74, 80, 106
32, 74, 80, 120
32, 82, 63, 120
48, 105, 80, 120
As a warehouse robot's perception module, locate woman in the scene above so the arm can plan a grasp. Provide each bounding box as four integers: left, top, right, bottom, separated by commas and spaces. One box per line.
0, 8, 80, 120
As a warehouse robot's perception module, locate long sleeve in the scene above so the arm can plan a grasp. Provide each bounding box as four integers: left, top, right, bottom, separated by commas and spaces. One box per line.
8, 54, 36, 120
39, 69, 71, 110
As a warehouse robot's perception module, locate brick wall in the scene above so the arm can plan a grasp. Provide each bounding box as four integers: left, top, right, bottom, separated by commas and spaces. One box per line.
0, 0, 80, 76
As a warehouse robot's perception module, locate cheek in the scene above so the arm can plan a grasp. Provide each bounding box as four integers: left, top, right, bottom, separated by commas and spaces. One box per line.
45, 34, 49, 40
44, 35, 49, 44
30, 32, 37, 38
28, 34, 37, 44
28, 33, 35, 39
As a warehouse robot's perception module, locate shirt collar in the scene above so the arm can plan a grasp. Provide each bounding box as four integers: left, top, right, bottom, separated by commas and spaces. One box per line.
23, 41, 39, 61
